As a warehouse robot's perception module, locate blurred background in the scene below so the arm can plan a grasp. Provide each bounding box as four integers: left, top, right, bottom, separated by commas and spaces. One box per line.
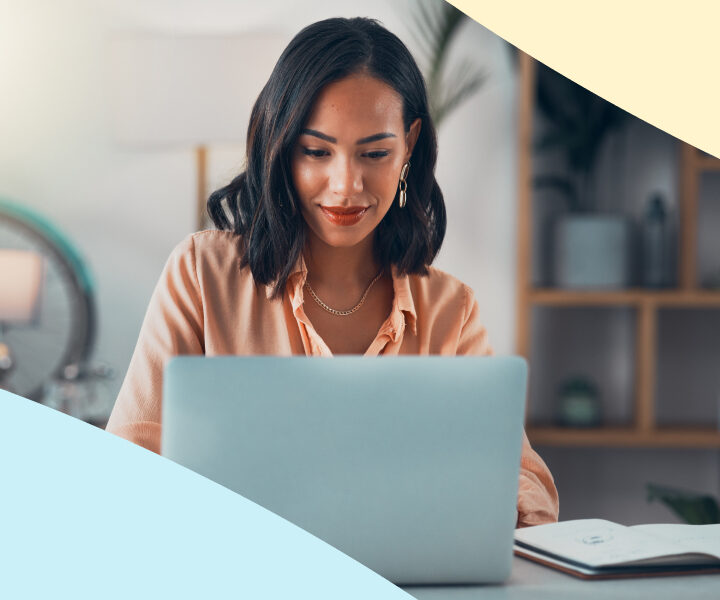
1, 0, 719, 526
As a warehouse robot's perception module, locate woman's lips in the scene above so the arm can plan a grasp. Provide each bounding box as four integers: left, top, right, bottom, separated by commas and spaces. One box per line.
320, 206, 369, 226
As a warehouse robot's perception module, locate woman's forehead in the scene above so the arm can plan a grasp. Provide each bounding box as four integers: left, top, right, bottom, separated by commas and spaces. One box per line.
302, 74, 405, 138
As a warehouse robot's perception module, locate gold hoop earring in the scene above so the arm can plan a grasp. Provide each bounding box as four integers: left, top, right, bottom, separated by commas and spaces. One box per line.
398, 161, 410, 208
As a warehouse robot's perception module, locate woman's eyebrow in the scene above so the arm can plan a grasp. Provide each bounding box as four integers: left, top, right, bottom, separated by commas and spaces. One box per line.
300, 129, 397, 145
356, 132, 396, 144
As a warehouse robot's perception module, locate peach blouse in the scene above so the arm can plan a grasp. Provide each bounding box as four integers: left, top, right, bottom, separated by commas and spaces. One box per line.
107, 230, 558, 527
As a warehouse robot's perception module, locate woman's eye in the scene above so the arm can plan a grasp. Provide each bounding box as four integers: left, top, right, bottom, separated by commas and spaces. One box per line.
301, 147, 329, 158
363, 151, 389, 159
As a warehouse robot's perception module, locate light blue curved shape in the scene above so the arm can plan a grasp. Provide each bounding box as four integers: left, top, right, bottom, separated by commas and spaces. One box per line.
0, 389, 411, 599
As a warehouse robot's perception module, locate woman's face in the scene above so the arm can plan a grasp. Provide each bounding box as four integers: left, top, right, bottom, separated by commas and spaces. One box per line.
291, 74, 421, 249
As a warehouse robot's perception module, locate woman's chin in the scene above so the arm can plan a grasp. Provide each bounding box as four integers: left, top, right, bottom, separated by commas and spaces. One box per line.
307, 224, 374, 250
320, 232, 371, 248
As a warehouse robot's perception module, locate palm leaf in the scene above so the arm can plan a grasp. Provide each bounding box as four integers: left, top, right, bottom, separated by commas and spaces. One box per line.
433, 60, 485, 124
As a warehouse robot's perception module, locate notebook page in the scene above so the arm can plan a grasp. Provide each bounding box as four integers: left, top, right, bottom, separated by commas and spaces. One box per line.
631, 524, 720, 560
514, 519, 688, 568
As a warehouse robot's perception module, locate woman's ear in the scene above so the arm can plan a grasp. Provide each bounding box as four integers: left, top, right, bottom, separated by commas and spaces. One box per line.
404, 117, 422, 161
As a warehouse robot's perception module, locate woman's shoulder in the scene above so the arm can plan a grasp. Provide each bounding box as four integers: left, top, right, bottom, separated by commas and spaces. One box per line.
403, 266, 490, 353
425, 265, 472, 290
171, 228, 240, 254
406, 265, 475, 307
170, 229, 241, 264
167, 229, 251, 284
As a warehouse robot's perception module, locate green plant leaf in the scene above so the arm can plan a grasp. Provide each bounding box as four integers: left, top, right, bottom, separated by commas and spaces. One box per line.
433, 59, 486, 125
647, 483, 720, 525
534, 62, 630, 194
534, 130, 574, 153
407, 0, 485, 128
533, 174, 579, 211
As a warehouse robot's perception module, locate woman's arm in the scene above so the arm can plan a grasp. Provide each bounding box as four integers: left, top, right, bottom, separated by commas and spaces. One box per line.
516, 432, 560, 526
106, 235, 204, 453
457, 287, 559, 527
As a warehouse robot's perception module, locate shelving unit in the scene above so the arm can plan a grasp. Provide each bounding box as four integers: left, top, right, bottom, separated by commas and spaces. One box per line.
527, 427, 720, 449
515, 52, 720, 448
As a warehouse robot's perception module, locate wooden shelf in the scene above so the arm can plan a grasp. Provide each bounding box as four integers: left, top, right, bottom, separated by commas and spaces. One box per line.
516, 55, 719, 449
529, 289, 720, 307
697, 155, 720, 171
527, 426, 720, 448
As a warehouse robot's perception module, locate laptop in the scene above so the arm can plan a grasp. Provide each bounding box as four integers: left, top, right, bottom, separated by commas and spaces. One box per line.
162, 356, 527, 584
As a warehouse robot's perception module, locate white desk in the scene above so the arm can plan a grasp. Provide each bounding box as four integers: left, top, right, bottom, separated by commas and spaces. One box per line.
403, 556, 720, 599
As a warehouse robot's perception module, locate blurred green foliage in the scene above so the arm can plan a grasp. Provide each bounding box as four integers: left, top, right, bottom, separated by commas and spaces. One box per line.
409, 0, 485, 128
647, 483, 720, 525
533, 63, 631, 212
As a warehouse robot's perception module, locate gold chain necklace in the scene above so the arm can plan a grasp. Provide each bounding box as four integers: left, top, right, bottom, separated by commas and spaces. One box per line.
305, 271, 383, 317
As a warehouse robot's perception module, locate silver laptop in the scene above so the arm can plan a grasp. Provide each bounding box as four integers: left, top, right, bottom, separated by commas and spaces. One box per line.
162, 356, 527, 585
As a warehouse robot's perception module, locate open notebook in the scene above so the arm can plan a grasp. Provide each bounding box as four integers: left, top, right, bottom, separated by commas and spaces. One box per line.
514, 519, 720, 579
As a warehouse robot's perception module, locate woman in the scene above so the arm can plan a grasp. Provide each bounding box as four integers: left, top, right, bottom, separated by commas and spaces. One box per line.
107, 17, 558, 527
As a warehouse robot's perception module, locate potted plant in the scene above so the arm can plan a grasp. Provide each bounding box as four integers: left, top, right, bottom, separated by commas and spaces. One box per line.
534, 63, 632, 289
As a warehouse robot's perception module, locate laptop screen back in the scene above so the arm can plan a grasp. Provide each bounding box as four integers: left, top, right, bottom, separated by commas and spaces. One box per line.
162, 356, 527, 584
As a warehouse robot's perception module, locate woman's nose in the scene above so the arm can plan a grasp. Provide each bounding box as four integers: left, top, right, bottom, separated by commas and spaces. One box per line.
329, 157, 363, 198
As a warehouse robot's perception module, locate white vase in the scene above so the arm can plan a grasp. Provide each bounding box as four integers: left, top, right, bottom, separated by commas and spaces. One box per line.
553, 215, 633, 289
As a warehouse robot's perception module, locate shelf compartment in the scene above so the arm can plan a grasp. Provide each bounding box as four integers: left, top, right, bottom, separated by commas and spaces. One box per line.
655, 308, 720, 428
527, 426, 720, 448
529, 306, 636, 427
697, 172, 720, 288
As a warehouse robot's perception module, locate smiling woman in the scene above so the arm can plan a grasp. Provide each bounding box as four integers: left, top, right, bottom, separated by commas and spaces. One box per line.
292, 75, 421, 250
206, 17, 445, 304
106, 17, 559, 528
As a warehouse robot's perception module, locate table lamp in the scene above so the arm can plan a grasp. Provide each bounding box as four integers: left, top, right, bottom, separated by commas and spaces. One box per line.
110, 32, 290, 230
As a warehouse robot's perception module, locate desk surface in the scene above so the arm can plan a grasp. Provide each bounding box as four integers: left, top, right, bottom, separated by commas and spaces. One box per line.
403, 556, 720, 599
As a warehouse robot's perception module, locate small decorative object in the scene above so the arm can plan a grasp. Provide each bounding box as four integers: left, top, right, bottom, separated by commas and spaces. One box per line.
641, 192, 673, 288
556, 376, 602, 427
42, 363, 114, 426
554, 214, 633, 289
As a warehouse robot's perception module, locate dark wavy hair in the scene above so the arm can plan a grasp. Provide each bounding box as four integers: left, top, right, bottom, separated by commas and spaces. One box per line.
207, 17, 446, 298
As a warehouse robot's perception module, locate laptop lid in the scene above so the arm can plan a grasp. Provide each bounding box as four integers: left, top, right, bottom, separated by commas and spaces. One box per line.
162, 356, 527, 584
